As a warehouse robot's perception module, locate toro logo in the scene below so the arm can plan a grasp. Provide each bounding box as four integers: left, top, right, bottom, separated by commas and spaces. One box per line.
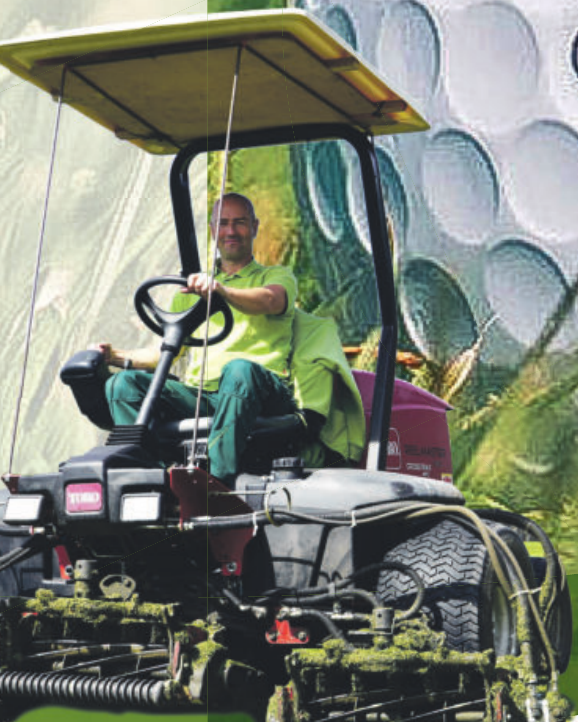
66, 483, 103, 513
387, 428, 402, 470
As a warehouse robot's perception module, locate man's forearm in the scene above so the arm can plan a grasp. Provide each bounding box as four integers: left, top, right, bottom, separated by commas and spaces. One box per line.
105, 346, 160, 371
217, 284, 287, 316
184, 273, 288, 316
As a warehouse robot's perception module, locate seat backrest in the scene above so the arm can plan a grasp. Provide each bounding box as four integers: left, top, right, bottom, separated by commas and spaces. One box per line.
351, 369, 454, 482
291, 309, 366, 464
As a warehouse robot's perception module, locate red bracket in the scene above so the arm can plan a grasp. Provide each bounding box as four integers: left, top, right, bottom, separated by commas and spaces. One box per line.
170, 467, 254, 576
55, 545, 73, 580
266, 619, 309, 645
2, 474, 19, 494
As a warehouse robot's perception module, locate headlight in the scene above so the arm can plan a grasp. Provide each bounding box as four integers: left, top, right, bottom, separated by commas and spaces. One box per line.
120, 493, 162, 523
4, 495, 44, 525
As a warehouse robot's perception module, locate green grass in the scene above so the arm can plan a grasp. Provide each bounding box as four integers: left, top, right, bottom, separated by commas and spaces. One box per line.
19, 711, 253, 721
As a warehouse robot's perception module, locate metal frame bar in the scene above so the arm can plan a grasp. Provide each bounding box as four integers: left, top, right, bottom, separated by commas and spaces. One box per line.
169, 123, 396, 471
67, 67, 182, 152
241, 43, 361, 129
37, 33, 283, 69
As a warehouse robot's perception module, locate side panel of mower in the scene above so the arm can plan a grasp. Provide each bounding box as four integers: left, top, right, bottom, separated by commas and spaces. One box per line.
266, 523, 353, 590
263, 470, 464, 590
354, 370, 453, 481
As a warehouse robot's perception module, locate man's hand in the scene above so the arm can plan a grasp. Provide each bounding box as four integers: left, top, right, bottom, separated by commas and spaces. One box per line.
89, 343, 159, 371
182, 273, 223, 300
181, 273, 287, 316
92, 342, 119, 366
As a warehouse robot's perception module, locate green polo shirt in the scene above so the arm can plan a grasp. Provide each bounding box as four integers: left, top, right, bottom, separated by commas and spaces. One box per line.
171, 259, 297, 391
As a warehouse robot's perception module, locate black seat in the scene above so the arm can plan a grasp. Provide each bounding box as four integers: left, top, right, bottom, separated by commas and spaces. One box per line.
61, 350, 309, 470
154, 413, 304, 442
154, 413, 307, 471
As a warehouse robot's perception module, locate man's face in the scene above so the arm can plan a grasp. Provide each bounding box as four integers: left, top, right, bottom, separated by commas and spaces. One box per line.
211, 197, 259, 267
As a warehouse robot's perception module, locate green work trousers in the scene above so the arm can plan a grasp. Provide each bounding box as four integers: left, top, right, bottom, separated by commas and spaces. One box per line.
105, 359, 296, 487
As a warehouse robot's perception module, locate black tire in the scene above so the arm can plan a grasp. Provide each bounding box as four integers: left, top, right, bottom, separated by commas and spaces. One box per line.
531, 556, 572, 673
376, 518, 534, 655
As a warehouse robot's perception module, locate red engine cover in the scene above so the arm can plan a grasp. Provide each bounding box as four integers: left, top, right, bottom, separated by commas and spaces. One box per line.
352, 371, 453, 482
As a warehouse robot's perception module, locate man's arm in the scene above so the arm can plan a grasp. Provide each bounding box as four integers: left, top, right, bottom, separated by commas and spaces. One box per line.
94, 343, 160, 371
183, 273, 287, 316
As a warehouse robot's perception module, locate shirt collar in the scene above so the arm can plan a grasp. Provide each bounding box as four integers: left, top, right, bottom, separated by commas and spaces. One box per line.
216, 257, 262, 279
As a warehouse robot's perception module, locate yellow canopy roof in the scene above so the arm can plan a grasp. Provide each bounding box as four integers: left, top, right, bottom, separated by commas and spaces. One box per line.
0, 10, 428, 154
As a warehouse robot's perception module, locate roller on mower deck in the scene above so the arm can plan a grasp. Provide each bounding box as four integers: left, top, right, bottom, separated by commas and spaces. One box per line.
0, 9, 573, 722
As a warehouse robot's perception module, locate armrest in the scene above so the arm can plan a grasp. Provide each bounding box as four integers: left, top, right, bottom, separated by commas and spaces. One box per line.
60, 349, 110, 384
60, 349, 113, 430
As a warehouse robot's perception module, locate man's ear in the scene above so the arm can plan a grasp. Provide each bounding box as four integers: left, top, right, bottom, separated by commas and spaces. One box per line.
253, 218, 260, 237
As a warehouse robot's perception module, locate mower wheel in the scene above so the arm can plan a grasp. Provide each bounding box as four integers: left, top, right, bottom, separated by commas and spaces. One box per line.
376, 518, 534, 655
531, 556, 572, 673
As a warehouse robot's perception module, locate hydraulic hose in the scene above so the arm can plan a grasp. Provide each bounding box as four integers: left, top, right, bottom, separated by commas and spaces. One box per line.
430, 509, 559, 683
280, 587, 378, 610
254, 560, 425, 621
219, 583, 354, 649
343, 560, 426, 621
280, 607, 353, 650
475, 508, 561, 617
183, 500, 433, 532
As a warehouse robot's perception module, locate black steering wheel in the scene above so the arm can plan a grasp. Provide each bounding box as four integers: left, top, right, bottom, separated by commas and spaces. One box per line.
134, 275, 234, 347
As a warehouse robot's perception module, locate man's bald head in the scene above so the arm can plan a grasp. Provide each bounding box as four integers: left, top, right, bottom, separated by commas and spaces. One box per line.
211, 193, 256, 223
210, 193, 260, 271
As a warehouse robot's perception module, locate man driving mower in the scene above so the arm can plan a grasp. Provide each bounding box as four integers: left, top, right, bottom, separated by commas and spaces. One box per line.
97, 192, 302, 488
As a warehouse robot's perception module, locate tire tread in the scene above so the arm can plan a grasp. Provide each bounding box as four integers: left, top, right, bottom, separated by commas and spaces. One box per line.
377, 519, 494, 652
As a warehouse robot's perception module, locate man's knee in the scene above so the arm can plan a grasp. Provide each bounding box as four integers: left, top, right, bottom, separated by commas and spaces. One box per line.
105, 369, 150, 403
218, 359, 263, 397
